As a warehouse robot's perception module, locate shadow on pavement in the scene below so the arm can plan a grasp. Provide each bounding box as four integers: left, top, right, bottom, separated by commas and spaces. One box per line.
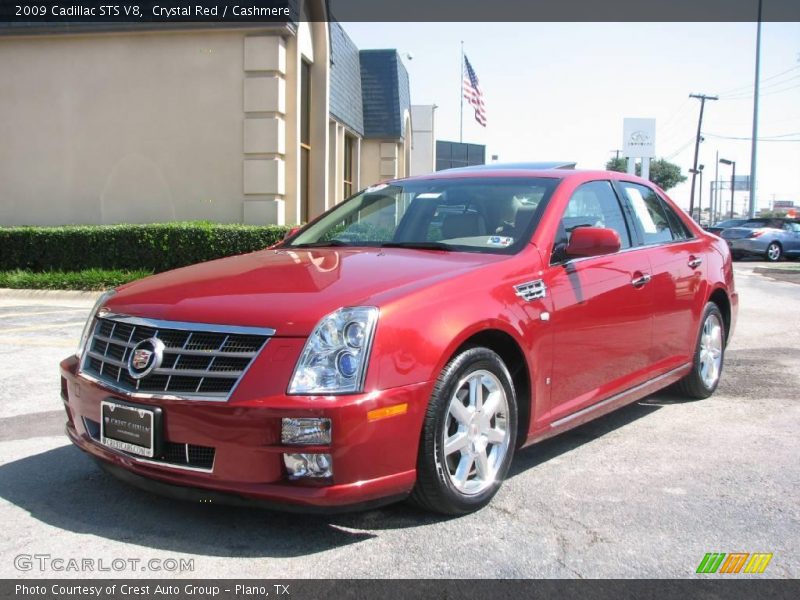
0, 445, 384, 558
509, 399, 662, 478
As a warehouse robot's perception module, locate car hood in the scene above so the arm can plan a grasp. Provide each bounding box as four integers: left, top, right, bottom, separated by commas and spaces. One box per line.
107, 247, 502, 336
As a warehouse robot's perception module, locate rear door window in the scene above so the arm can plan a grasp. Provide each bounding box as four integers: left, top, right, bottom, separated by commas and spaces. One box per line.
619, 182, 684, 245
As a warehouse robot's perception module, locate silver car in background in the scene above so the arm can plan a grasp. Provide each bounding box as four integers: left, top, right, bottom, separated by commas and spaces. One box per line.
721, 218, 800, 262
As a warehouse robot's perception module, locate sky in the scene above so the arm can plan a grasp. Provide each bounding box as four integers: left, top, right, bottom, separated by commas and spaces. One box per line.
342, 21, 800, 214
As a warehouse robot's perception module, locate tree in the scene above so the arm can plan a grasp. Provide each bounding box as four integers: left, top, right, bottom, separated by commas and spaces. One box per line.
605, 157, 687, 192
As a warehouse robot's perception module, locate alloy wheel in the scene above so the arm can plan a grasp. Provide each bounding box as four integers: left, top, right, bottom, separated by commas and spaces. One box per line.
442, 369, 511, 496
699, 313, 723, 389
767, 243, 781, 261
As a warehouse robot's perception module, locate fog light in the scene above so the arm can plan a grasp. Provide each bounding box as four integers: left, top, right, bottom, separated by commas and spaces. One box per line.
283, 453, 333, 479
281, 418, 332, 445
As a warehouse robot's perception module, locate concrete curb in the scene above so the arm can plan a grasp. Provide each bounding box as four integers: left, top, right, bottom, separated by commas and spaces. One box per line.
0, 288, 101, 303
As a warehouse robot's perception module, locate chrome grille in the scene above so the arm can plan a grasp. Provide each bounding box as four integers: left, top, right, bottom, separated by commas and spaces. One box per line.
80, 314, 273, 400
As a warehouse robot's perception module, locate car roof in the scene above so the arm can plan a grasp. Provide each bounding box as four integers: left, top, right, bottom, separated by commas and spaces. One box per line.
399, 167, 657, 187
743, 217, 799, 223
445, 161, 578, 172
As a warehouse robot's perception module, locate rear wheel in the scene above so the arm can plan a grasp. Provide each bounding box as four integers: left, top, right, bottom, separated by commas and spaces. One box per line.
766, 242, 782, 262
674, 302, 726, 399
411, 347, 517, 515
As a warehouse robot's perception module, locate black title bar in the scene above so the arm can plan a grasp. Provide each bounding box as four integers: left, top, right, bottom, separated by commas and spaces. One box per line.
4, 579, 800, 600
0, 0, 798, 24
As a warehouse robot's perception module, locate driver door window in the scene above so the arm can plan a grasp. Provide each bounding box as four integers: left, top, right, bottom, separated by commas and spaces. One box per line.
551, 180, 631, 263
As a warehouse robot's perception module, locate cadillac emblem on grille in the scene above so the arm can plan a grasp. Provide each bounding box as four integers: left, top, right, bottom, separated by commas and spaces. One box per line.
127, 337, 165, 380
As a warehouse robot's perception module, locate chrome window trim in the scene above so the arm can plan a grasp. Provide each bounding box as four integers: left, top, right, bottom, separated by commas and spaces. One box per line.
78, 313, 274, 402
557, 237, 701, 267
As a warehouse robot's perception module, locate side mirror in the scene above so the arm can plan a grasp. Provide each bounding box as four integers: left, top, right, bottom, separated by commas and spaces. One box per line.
565, 227, 621, 259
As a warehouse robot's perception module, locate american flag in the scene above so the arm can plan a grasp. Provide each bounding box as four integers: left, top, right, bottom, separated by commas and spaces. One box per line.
463, 54, 487, 127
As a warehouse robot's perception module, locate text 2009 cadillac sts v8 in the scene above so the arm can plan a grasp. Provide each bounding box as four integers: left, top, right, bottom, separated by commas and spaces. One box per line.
60, 168, 737, 515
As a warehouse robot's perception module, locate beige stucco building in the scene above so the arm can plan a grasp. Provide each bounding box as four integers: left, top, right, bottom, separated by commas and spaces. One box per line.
0, 3, 413, 226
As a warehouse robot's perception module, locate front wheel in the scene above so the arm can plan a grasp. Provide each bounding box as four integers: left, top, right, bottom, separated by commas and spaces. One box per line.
411, 347, 518, 515
766, 242, 782, 262
674, 302, 726, 399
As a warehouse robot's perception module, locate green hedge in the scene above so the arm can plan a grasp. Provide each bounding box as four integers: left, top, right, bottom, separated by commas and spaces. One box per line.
0, 223, 293, 273
0, 269, 154, 291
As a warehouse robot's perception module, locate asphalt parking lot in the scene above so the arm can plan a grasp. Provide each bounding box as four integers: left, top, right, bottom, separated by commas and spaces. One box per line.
0, 263, 797, 579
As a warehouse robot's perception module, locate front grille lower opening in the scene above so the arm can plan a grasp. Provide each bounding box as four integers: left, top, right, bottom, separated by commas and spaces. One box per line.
84, 418, 215, 470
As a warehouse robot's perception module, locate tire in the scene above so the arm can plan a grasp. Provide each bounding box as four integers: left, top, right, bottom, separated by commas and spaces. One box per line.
674, 302, 726, 399
731, 252, 743, 261
410, 347, 518, 515
765, 242, 782, 262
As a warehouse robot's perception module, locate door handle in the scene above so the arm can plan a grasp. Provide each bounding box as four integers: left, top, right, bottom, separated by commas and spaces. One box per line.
688, 256, 703, 269
631, 273, 651, 288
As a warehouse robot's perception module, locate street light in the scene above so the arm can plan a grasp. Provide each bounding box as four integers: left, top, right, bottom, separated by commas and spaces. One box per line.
689, 165, 704, 222
719, 158, 736, 219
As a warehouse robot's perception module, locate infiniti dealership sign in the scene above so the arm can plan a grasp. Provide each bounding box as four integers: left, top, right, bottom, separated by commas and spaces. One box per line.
623, 118, 656, 158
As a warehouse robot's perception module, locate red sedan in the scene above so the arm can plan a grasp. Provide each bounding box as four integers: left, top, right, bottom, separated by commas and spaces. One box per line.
60, 168, 737, 515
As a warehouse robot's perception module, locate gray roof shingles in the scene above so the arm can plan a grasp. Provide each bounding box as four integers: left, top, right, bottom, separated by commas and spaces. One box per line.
359, 49, 410, 140
328, 21, 364, 136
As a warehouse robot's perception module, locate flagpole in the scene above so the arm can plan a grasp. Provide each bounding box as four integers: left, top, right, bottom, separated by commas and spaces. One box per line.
459, 41, 464, 143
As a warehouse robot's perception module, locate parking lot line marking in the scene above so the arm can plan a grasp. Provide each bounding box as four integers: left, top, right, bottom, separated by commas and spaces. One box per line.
0, 337, 76, 347
0, 308, 88, 319
1, 321, 85, 334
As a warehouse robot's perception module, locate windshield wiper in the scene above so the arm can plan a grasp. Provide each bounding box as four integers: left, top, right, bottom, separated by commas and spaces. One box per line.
379, 241, 453, 251
289, 240, 353, 248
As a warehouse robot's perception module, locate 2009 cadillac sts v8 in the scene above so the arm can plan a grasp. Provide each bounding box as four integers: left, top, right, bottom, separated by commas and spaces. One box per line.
60, 167, 737, 515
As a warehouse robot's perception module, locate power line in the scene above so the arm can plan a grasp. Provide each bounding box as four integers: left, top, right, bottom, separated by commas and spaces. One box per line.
664, 135, 696, 160
708, 131, 800, 138
721, 83, 800, 101
705, 133, 800, 142
716, 64, 800, 96
659, 99, 692, 130
722, 77, 800, 100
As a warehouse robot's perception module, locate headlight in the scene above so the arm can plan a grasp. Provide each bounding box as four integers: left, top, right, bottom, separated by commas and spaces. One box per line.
288, 306, 379, 394
76, 289, 116, 358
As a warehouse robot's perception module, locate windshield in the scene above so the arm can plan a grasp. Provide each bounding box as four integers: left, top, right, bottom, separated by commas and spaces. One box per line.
740, 220, 778, 229
285, 177, 560, 254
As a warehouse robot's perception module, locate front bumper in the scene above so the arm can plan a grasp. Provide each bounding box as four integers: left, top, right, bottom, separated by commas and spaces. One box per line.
60, 354, 430, 511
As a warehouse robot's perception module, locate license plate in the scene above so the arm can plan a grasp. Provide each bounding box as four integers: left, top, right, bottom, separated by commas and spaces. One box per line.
101, 400, 157, 458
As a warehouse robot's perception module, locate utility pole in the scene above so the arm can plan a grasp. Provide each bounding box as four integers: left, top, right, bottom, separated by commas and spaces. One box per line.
748, 0, 763, 218
611, 149, 622, 160
688, 93, 718, 219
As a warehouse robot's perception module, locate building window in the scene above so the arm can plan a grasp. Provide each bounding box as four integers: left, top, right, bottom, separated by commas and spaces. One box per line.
300, 60, 311, 222
343, 135, 355, 200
